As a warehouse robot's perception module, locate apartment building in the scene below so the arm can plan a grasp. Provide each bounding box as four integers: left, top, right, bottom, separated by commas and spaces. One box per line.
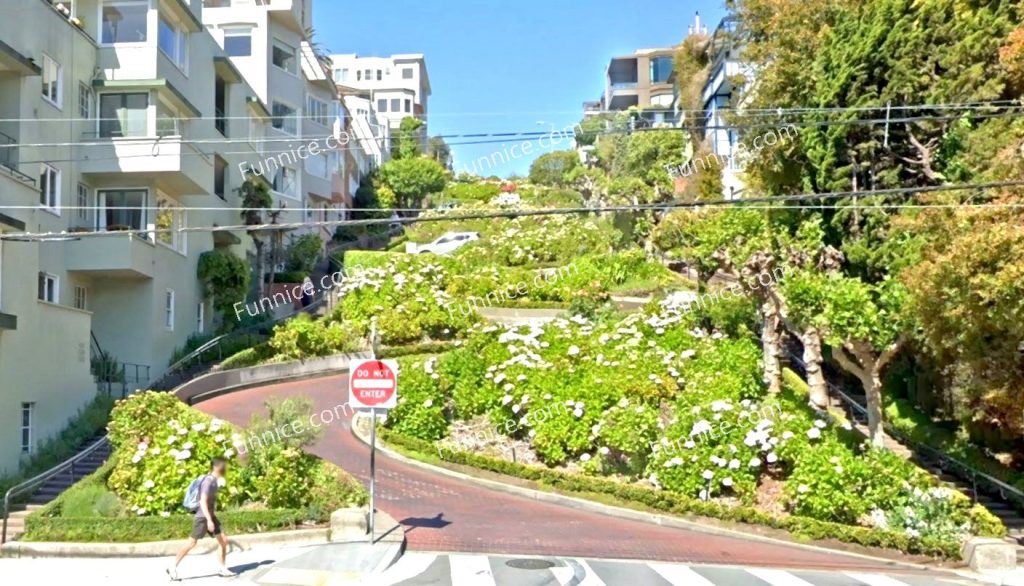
595, 48, 679, 127
0, 0, 272, 475
203, 0, 349, 247
700, 15, 751, 199
329, 53, 430, 149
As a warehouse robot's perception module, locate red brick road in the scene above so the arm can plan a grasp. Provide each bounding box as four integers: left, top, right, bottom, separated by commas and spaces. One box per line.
198, 374, 922, 571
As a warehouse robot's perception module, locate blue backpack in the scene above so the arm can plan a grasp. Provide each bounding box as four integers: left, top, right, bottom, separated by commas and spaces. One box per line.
182, 475, 207, 513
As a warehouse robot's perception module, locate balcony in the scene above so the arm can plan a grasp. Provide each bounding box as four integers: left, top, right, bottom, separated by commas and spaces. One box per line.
259, 0, 304, 32
64, 233, 156, 279
78, 136, 210, 194
0, 131, 35, 185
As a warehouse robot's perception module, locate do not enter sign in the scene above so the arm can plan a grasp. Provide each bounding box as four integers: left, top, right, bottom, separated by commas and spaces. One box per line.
349, 359, 399, 409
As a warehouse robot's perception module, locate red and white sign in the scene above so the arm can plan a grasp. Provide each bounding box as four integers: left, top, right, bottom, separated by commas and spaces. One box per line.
349, 359, 399, 409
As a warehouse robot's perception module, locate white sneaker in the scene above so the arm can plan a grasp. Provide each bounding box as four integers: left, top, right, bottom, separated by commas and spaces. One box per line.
166, 567, 180, 581
218, 567, 237, 578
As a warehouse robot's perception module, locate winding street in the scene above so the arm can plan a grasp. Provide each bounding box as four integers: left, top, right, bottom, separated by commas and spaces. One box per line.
198, 373, 928, 572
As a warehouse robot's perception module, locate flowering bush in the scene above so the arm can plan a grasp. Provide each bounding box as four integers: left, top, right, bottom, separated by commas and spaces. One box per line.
108, 392, 243, 517
268, 313, 365, 360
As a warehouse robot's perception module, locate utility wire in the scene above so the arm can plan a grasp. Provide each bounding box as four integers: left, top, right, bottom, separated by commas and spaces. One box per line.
3, 181, 1020, 242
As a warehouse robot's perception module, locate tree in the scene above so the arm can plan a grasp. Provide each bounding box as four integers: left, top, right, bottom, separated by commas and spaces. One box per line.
378, 157, 448, 212
197, 250, 250, 330
239, 177, 272, 296
427, 136, 452, 169
392, 116, 425, 160
528, 150, 580, 186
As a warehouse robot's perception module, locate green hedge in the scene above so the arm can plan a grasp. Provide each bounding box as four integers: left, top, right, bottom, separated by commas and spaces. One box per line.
381, 429, 962, 559
378, 340, 458, 359
24, 508, 319, 543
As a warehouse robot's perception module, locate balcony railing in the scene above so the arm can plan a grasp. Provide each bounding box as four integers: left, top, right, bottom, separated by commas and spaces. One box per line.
0, 130, 34, 185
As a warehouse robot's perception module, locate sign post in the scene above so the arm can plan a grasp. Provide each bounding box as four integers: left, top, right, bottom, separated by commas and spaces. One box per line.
350, 319, 398, 543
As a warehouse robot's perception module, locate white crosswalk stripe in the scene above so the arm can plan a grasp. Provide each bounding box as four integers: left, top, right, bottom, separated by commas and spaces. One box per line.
449, 554, 496, 586
844, 573, 914, 586
648, 562, 717, 585
372, 553, 438, 586
574, 559, 607, 585
746, 568, 818, 586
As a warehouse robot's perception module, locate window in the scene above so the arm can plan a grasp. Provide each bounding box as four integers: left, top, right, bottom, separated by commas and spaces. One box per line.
223, 27, 251, 57
214, 156, 227, 199
271, 101, 297, 134
214, 76, 227, 136
404, 99, 411, 113
337, 68, 348, 82
305, 152, 329, 178
196, 302, 204, 334
155, 197, 185, 251
76, 183, 88, 220
402, 68, 413, 79
272, 40, 297, 74
156, 100, 181, 137
39, 164, 60, 211
356, 70, 361, 81
101, 1, 148, 44
20, 403, 34, 455
164, 289, 175, 330
650, 56, 673, 84
248, 116, 263, 151
98, 189, 146, 233
272, 167, 297, 198
390, 98, 400, 112
376, 69, 382, 81
37, 273, 58, 303
158, 14, 188, 70
306, 96, 330, 126
99, 93, 148, 138
203, 0, 231, 6
42, 55, 62, 107
73, 285, 88, 311
377, 99, 387, 112
78, 83, 93, 119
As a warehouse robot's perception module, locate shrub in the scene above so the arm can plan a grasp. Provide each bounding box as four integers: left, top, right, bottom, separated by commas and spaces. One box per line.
287, 234, 323, 274
270, 271, 310, 284
267, 313, 365, 360
219, 344, 275, 370
197, 250, 251, 325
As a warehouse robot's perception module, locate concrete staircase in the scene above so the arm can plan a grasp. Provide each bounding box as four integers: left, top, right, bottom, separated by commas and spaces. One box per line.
2, 435, 110, 543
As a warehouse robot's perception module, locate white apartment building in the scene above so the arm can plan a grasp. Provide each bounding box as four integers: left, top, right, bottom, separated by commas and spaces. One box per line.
329, 53, 430, 149
203, 0, 348, 247
0, 0, 269, 475
700, 15, 751, 199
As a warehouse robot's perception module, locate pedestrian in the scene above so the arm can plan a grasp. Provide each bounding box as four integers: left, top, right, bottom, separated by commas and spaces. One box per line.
301, 276, 314, 308
167, 458, 235, 581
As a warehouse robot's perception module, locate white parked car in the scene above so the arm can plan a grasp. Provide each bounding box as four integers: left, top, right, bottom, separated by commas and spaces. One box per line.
491, 192, 521, 206
406, 231, 480, 255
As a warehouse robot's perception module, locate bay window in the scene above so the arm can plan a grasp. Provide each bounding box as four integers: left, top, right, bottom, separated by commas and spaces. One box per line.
99, 92, 149, 138
158, 14, 188, 71
98, 189, 147, 234
101, 1, 149, 44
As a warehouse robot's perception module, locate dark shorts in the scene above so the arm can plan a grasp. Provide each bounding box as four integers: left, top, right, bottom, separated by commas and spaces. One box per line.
190, 516, 222, 540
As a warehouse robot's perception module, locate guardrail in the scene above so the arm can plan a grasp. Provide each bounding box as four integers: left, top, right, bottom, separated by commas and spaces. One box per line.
1, 436, 109, 544
785, 351, 1024, 511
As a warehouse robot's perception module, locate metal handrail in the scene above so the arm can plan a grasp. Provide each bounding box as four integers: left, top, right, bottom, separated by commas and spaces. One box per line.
784, 351, 1024, 509
1, 435, 110, 544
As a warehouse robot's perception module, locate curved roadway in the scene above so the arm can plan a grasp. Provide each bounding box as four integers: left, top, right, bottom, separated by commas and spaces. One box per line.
198, 373, 929, 572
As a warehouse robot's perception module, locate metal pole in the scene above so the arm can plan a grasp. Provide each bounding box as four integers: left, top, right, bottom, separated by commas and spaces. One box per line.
369, 407, 376, 543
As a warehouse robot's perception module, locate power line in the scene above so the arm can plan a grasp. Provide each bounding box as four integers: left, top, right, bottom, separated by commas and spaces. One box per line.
3, 180, 1019, 242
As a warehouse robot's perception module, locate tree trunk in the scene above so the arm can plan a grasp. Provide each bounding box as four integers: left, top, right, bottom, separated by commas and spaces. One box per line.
865, 365, 885, 448
761, 297, 783, 394
832, 344, 883, 447
253, 238, 265, 298
800, 327, 828, 409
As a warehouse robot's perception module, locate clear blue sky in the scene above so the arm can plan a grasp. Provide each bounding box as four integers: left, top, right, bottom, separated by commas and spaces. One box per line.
315, 0, 727, 177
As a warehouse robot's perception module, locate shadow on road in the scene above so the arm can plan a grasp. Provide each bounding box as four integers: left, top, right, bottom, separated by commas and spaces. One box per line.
400, 512, 451, 535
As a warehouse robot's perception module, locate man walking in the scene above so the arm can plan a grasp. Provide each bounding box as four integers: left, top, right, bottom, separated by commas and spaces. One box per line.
167, 458, 235, 580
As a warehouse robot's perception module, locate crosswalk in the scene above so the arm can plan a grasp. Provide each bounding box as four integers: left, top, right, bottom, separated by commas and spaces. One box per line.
371, 553, 978, 586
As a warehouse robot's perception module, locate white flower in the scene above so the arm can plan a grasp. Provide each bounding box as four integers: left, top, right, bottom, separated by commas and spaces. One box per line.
182, 442, 194, 451
192, 423, 206, 432
137, 442, 149, 451
517, 374, 527, 382
766, 452, 778, 464
702, 470, 714, 480
722, 477, 733, 487
806, 427, 822, 440
494, 373, 506, 384
684, 440, 695, 449
567, 345, 580, 356
160, 512, 171, 518
151, 447, 161, 455
617, 397, 630, 408
501, 395, 513, 405
512, 404, 521, 414
782, 431, 794, 440
729, 458, 740, 469
166, 436, 177, 445
749, 457, 761, 468
813, 419, 827, 429
137, 508, 147, 516
797, 484, 809, 494
143, 480, 155, 489
580, 453, 591, 462
214, 434, 226, 443
699, 489, 708, 500
543, 393, 552, 400
423, 399, 433, 408
598, 446, 610, 455
175, 449, 191, 461
528, 429, 536, 438
834, 465, 844, 474
573, 408, 584, 418
131, 454, 142, 464
224, 449, 234, 458
503, 383, 515, 392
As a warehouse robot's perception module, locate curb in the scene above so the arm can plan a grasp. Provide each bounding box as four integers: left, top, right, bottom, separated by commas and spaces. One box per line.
350, 413, 948, 573
0, 527, 329, 559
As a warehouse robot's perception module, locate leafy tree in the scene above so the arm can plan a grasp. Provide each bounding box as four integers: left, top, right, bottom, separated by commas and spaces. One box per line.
427, 136, 452, 169
197, 250, 250, 330
378, 157, 449, 212
286, 233, 322, 274
528, 150, 580, 186
239, 177, 273, 296
392, 116, 425, 160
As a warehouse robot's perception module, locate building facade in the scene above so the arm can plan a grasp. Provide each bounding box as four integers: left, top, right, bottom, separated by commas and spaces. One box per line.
329, 53, 430, 149
0, 0, 276, 475
700, 15, 751, 199
597, 48, 679, 127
